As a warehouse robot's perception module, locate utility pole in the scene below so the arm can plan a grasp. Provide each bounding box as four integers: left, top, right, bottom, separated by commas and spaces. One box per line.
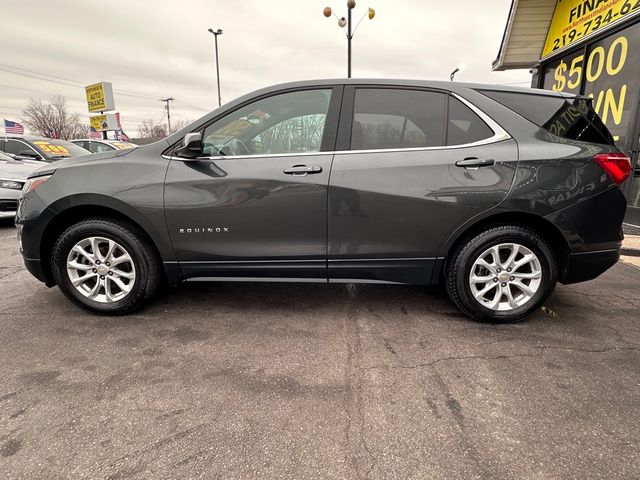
207, 28, 223, 107
161, 97, 174, 133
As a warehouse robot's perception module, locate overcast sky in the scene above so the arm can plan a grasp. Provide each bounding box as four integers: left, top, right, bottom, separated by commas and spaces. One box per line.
0, 0, 530, 136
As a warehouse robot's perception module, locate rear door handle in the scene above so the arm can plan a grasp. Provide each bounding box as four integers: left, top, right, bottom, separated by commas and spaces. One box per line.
455, 157, 495, 168
283, 165, 323, 176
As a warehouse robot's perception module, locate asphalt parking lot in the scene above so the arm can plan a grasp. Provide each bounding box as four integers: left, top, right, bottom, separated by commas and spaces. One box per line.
0, 219, 639, 479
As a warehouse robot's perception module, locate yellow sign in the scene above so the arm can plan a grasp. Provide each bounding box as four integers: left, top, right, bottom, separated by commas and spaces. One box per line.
89, 113, 118, 131
32, 141, 69, 155
542, 0, 640, 58
84, 82, 115, 113
543, 24, 640, 145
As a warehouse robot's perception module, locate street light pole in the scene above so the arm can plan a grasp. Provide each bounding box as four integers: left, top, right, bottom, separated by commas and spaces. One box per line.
347, 7, 352, 78
207, 28, 223, 107
324, 2, 375, 78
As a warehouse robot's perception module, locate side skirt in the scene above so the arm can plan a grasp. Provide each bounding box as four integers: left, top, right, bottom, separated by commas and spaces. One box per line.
165, 257, 442, 287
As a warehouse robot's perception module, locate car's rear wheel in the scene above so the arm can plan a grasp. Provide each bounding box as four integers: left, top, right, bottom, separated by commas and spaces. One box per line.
446, 225, 557, 323
51, 219, 161, 315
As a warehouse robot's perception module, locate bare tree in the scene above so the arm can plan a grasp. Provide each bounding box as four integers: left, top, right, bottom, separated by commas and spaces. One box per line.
22, 96, 84, 140
169, 118, 193, 134
138, 119, 168, 139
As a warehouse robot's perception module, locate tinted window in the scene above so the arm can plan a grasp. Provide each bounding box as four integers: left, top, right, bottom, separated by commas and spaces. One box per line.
480, 90, 614, 145
447, 97, 494, 145
202, 89, 331, 156
4, 140, 37, 157
351, 89, 445, 150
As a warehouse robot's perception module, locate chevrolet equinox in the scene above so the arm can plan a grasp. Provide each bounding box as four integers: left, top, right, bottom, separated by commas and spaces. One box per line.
16, 80, 631, 323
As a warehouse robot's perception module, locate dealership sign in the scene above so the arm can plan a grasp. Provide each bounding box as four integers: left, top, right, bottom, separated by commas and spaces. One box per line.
84, 82, 115, 113
542, 0, 640, 58
89, 113, 119, 132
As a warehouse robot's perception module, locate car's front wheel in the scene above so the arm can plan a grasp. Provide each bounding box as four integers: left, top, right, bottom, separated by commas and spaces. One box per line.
446, 225, 557, 323
51, 218, 161, 315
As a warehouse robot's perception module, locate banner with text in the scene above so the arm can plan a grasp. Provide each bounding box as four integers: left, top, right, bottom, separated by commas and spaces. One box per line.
542, 0, 640, 58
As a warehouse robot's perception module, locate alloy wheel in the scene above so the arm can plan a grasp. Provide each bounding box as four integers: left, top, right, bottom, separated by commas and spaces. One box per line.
66, 236, 136, 303
469, 243, 542, 311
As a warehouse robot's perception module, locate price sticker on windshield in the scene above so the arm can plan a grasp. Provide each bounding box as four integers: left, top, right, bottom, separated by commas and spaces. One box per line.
33, 141, 69, 155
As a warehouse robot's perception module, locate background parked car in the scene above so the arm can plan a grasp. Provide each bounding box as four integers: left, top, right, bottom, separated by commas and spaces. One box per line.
0, 137, 89, 162
71, 139, 138, 154
0, 151, 47, 219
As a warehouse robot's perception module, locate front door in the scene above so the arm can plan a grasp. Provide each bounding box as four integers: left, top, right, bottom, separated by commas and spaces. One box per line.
328, 86, 518, 285
164, 87, 341, 280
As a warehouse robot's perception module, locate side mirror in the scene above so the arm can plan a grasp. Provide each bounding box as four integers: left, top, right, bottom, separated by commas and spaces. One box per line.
19, 150, 42, 160
175, 132, 203, 159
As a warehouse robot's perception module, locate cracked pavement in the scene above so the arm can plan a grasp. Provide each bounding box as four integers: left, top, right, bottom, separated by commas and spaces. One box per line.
1, 219, 639, 479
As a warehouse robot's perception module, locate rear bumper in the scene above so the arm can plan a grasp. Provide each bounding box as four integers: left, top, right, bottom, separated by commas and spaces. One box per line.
561, 248, 621, 284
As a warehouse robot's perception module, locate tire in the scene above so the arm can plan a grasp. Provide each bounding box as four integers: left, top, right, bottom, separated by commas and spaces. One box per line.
446, 225, 557, 323
51, 218, 161, 315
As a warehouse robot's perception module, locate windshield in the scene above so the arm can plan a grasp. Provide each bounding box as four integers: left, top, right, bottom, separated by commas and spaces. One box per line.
109, 141, 137, 150
32, 139, 90, 158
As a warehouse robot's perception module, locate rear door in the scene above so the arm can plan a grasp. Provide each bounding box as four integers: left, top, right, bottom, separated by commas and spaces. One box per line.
327, 86, 518, 285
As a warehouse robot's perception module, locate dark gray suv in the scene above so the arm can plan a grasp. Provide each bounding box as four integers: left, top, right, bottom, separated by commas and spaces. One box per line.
16, 79, 631, 322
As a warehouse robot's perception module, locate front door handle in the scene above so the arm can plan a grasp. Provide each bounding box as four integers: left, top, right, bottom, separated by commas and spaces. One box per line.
283, 165, 323, 176
455, 157, 495, 168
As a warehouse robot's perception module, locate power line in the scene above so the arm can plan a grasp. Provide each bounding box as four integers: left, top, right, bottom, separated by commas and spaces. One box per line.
0, 63, 167, 101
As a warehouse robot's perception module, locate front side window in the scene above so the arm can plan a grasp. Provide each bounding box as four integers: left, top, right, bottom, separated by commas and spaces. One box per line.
202, 89, 332, 156
351, 88, 446, 150
4, 140, 38, 157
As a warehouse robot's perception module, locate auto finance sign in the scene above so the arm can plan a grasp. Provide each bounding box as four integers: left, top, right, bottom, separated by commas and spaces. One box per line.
542, 0, 640, 58
89, 113, 118, 132
84, 82, 115, 113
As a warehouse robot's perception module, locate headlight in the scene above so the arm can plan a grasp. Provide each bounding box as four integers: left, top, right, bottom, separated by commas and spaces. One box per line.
22, 175, 52, 194
0, 179, 23, 190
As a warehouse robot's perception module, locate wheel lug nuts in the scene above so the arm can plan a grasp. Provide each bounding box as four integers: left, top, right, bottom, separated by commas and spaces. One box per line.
96, 260, 100, 265
106, 262, 110, 267
493, 278, 498, 282
501, 282, 507, 287
108, 272, 113, 276
497, 268, 502, 272
100, 275, 105, 279
510, 276, 514, 281
507, 267, 511, 272
92, 268, 97, 273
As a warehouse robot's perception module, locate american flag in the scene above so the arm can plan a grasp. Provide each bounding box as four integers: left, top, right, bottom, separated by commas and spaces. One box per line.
117, 129, 131, 142
88, 126, 101, 139
4, 119, 24, 135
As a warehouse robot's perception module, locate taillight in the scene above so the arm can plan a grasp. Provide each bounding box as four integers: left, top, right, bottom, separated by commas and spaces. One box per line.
594, 153, 631, 184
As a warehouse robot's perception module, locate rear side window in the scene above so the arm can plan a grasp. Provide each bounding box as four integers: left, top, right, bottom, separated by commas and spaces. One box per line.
480, 90, 614, 145
447, 97, 494, 146
351, 89, 446, 150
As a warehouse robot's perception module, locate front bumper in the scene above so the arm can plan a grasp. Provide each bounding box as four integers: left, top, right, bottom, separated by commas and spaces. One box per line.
0, 193, 19, 219
23, 256, 52, 285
